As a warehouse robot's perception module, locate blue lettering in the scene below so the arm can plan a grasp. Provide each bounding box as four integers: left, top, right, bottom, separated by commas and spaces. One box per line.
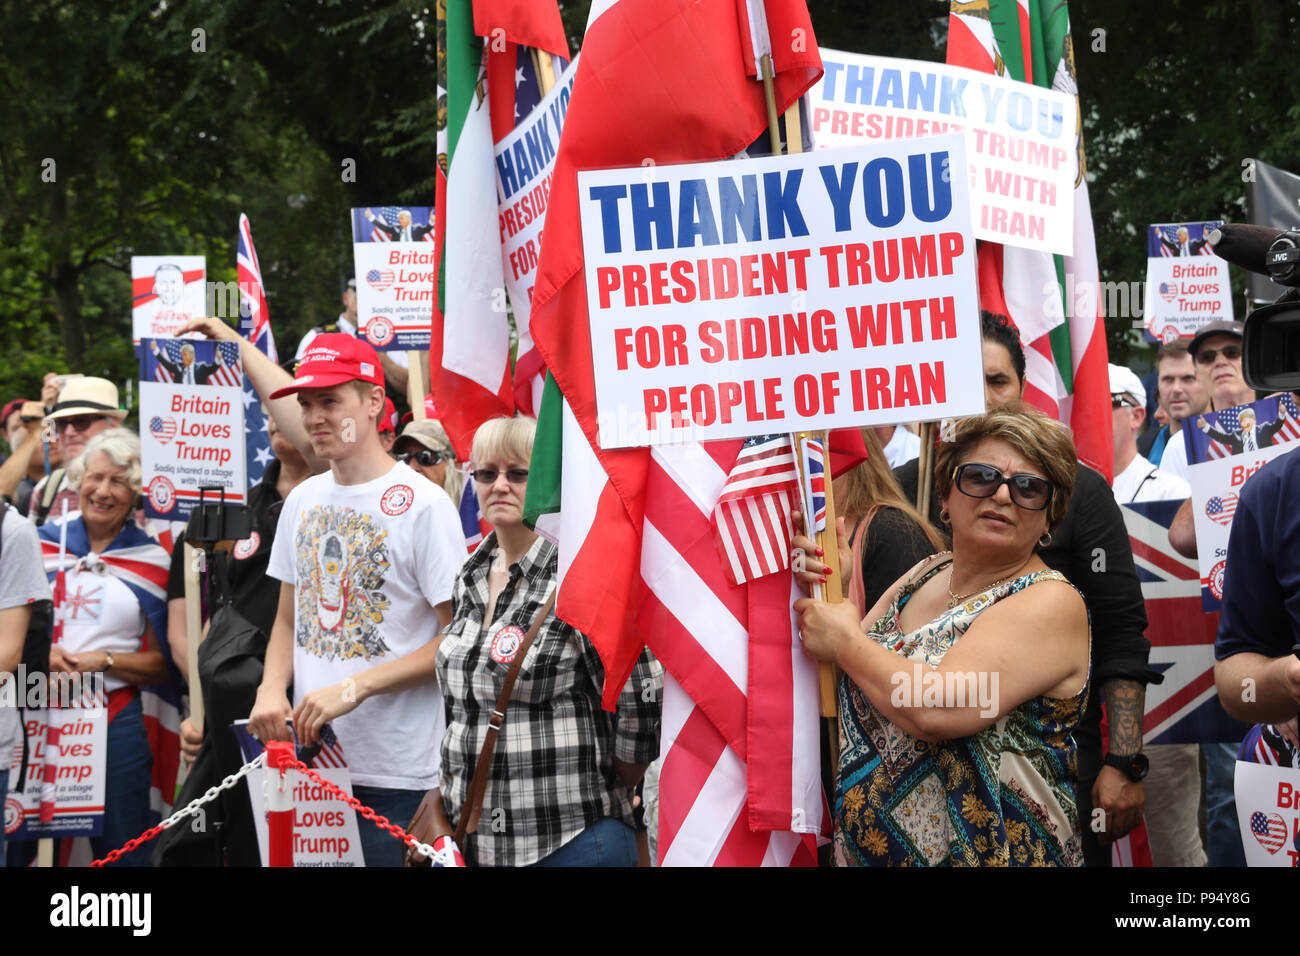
876, 69, 904, 109
862, 158, 905, 228
821, 60, 844, 100
763, 169, 808, 240
1038, 101, 1063, 138
718, 175, 761, 243
906, 71, 936, 112
524, 121, 550, 174
818, 163, 858, 232
677, 179, 720, 248
979, 84, 1004, 123
496, 150, 519, 201
908, 152, 952, 223
630, 181, 675, 251
590, 184, 628, 254
939, 76, 968, 117
843, 63, 874, 106
511, 141, 535, 191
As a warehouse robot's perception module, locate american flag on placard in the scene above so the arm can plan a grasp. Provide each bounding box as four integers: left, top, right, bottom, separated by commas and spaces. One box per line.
711, 434, 799, 587
800, 436, 826, 533
1121, 499, 1251, 745
369, 206, 436, 243
1205, 494, 1238, 526
149, 416, 177, 444
366, 268, 396, 291
1250, 811, 1287, 854
458, 475, 491, 553
152, 339, 241, 388
236, 215, 277, 487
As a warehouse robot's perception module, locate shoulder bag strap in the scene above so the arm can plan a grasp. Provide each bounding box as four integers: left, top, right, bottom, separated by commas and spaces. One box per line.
454, 587, 557, 846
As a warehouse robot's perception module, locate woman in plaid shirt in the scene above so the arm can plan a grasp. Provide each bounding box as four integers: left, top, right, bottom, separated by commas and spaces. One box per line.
435, 417, 662, 866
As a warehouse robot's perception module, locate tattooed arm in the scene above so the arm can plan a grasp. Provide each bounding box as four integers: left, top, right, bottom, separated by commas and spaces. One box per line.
1093, 678, 1146, 842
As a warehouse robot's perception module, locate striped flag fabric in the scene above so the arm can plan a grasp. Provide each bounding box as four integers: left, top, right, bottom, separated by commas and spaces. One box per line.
947, 0, 1114, 482
367, 206, 437, 243
524, 0, 826, 865
458, 472, 492, 553
711, 435, 798, 587
800, 436, 827, 533
1250, 811, 1287, 854
236, 214, 277, 487
1204, 494, 1238, 526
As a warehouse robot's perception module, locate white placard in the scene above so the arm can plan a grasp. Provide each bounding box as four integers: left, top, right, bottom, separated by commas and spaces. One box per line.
1143, 222, 1232, 342
351, 207, 436, 351
5, 704, 107, 840
245, 767, 366, 867
810, 51, 1076, 254
132, 255, 207, 343
578, 136, 984, 446
1234, 760, 1300, 866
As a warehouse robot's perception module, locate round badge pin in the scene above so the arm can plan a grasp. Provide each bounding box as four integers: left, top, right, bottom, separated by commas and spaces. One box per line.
147, 476, 176, 513
1207, 559, 1227, 600
380, 484, 414, 516
490, 625, 527, 664
233, 531, 261, 561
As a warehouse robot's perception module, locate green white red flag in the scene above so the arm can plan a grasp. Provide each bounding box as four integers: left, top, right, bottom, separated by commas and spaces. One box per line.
947, 0, 1114, 480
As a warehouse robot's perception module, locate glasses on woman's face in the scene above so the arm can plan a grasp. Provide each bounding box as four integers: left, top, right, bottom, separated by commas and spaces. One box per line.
397, 448, 444, 468
953, 462, 1054, 511
471, 467, 528, 485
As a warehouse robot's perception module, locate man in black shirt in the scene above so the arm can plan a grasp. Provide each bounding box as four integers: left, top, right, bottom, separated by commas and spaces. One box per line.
895, 312, 1155, 867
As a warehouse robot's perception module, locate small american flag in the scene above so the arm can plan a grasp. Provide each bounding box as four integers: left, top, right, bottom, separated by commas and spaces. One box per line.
1250, 810, 1287, 854
149, 416, 177, 444
306, 723, 348, 769
711, 434, 798, 586
800, 436, 826, 533
366, 268, 396, 291
1205, 493, 1238, 526
1158, 282, 1178, 302
237, 215, 277, 487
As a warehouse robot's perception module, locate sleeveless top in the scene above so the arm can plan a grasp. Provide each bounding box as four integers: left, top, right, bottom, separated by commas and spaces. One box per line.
834, 554, 1090, 867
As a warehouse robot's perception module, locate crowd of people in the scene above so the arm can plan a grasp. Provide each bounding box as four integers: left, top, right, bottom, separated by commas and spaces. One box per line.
0, 302, 1297, 868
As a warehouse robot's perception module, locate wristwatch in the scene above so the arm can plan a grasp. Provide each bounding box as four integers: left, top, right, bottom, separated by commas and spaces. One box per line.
1103, 751, 1149, 782
104, 652, 115, 672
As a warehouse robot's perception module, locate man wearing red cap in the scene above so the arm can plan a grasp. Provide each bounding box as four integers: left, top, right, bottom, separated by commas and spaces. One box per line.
248, 334, 466, 866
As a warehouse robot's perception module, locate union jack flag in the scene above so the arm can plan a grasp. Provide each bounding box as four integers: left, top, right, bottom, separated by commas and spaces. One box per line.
799, 435, 826, 533
711, 434, 799, 586
458, 474, 491, 554
1121, 498, 1252, 745
237, 215, 277, 487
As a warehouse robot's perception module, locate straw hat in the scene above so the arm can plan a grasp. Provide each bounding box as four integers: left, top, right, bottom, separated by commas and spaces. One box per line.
46, 377, 127, 421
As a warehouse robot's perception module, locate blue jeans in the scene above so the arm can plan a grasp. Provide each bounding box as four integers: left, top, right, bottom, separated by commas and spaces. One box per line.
350, 785, 424, 868
531, 818, 638, 867
1204, 742, 1246, 867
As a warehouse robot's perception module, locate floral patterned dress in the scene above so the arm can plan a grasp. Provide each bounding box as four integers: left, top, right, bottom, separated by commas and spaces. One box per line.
834, 554, 1090, 867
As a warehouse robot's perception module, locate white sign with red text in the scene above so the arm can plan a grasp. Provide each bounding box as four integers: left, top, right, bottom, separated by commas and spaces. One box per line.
1234, 761, 1300, 866
131, 256, 207, 343
351, 206, 435, 351
244, 767, 365, 867
5, 707, 107, 840
578, 136, 984, 446
810, 51, 1076, 254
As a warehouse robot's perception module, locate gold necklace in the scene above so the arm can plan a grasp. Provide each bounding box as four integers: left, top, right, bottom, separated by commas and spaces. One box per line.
946, 563, 1027, 609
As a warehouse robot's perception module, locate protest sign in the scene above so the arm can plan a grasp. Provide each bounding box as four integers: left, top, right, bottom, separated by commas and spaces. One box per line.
1122, 500, 1249, 745
1234, 760, 1300, 866
810, 51, 1076, 255
139, 339, 246, 520
351, 206, 436, 351
578, 135, 983, 447
1143, 221, 1231, 342
496, 58, 575, 388
131, 256, 207, 343
5, 705, 107, 840
232, 721, 365, 867
1184, 394, 1300, 611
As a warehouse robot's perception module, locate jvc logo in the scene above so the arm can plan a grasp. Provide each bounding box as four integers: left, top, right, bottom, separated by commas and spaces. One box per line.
49, 886, 151, 936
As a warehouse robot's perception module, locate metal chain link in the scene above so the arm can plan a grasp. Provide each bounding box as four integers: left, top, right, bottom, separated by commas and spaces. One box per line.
89, 752, 268, 867
283, 758, 459, 866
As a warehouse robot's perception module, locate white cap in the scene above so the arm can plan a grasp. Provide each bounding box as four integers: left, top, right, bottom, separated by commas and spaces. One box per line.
1108, 363, 1146, 408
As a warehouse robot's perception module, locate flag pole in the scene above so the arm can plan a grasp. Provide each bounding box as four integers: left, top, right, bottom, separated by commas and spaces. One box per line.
917, 422, 936, 519
407, 353, 427, 421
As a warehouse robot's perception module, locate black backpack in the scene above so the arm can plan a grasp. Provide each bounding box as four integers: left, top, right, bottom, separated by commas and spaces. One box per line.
0, 501, 54, 789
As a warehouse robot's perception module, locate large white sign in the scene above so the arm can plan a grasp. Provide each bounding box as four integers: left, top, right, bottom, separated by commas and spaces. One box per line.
139, 338, 247, 520
578, 136, 984, 447
810, 51, 1077, 255
1234, 760, 1300, 866
132, 256, 207, 343
1143, 221, 1232, 342
351, 206, 436, 351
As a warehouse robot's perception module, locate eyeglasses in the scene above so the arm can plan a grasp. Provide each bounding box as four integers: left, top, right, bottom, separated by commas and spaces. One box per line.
58, 415, 106, 433
1195, 344, 1242, 365
397, 449, 445, 468
471, 467, 529, 485
1111, 395, 1138, 409
953, 462, 1054, 511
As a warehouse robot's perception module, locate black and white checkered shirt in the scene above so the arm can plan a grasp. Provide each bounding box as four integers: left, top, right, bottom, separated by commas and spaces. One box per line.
435, 533, 662, 867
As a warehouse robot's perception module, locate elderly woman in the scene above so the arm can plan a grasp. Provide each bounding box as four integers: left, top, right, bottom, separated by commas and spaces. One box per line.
393, 418, 463, 505
435, 416, 661, 866
796, 405, 1090, 866
38, 429, 170, 866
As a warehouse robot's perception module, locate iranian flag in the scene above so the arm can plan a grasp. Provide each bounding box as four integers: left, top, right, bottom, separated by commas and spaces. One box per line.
525, 0, 838, 865
431, 0, 515, 457
947, 0, 1114, 480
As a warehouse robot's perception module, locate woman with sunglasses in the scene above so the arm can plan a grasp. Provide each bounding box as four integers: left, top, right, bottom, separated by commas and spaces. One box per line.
392, 419, 463, 505
795, 404, 1089, 866
435, 417, 661, 866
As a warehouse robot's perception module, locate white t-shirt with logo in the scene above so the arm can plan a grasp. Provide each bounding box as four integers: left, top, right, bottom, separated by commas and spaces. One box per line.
267, 462, 465, 790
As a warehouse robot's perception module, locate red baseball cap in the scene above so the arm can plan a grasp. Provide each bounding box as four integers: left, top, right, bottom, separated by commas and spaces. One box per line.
378, 397, 398, 434
269, 333, 385, 399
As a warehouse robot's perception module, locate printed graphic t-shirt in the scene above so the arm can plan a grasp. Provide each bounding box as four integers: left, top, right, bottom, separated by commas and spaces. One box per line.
267, 462, 465, 789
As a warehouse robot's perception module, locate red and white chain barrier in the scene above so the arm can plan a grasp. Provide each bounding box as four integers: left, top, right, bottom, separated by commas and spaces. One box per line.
89, 748, 464, 867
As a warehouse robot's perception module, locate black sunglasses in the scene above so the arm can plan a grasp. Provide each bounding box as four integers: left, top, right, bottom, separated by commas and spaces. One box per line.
397, 448, 444, 467
1111, 394, 1138, 409
471, 467, 529, 485
1195, 344, 1241, 365
953, 462, 1054, 511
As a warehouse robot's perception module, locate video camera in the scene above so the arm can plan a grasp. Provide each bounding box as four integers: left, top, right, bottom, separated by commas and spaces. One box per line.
1208, 224, 1300, 391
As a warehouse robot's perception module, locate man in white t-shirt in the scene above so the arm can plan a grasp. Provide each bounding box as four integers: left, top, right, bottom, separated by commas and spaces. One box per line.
1109, 364, 1190, 504
250, 333, 465, 867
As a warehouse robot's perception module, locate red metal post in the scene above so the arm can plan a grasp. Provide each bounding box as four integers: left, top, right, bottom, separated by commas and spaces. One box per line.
265, 741, 295, 867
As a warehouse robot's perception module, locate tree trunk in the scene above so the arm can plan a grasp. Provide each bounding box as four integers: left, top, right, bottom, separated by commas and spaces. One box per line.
47, 183, 85, 369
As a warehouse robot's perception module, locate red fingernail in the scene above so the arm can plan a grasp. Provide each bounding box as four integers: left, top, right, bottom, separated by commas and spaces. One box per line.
820, 576, 827, 583
815, 547, 824, 557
